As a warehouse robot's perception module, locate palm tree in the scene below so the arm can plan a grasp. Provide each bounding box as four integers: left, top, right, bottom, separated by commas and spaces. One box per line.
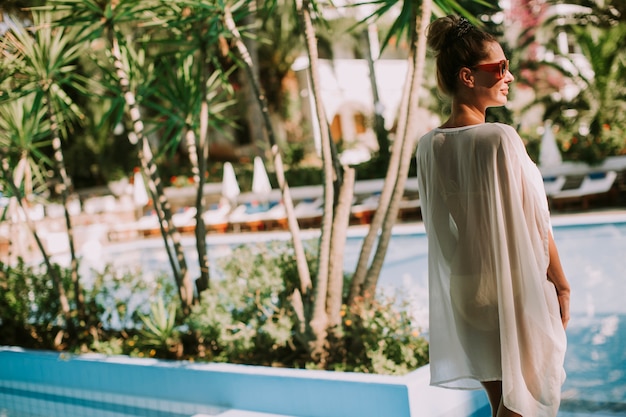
222, 1, 313, 335
3, 11, 90, 319
256, 0, 482, 363
145, 0, 237, 293
294, 0, 358, 362
46, 0, 195, 314
348, 0, 483, 305
0, 95, 75, 342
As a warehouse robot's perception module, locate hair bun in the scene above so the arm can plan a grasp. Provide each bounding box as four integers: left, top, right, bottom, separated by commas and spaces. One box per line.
426, 15, 471, 52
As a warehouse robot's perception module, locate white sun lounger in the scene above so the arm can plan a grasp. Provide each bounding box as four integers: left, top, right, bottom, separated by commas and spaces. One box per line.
542, 175, 567, 197
551, 171, 618, 209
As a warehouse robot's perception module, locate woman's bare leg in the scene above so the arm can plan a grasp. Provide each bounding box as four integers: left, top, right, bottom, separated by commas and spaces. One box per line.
481, 381, 522, 417
481, 381, 502, 417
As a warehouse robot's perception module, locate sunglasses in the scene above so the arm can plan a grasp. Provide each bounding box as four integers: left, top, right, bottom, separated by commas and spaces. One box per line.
472, 59, 509, 79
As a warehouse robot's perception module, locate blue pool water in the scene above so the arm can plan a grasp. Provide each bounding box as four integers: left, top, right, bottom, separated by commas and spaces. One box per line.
4, 214, 626, 416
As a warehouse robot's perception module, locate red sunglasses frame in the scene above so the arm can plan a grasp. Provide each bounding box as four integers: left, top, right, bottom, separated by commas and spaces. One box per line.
472, 59, 509, 79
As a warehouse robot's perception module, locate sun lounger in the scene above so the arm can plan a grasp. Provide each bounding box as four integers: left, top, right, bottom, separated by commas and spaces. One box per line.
202, 203, 231, 233
83, 195, 117, 214
351, 194, 380, 225
269, 198, 325, 230
293, 198, 324, 229
171, 207, 197, 233
551, 171, 618, 209
542, 175, 567, 197
134, 212, 160, 236
398, 196, 421, 220
228, 201, 285, 232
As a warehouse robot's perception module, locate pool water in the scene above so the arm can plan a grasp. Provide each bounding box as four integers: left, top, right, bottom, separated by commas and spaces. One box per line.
0, 379, 225, 417
6, 216, 626, 416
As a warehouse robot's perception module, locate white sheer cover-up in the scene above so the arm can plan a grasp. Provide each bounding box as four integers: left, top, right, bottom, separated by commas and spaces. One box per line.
416, 123, 567, 417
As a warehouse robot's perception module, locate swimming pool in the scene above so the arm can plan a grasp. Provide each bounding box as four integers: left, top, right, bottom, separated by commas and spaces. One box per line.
4, 213, 626, 416
0, 380, 223, 417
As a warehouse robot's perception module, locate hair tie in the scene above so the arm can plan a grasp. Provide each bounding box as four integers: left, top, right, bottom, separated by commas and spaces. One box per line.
443, 18, 473, 46
453, 18, 473, 40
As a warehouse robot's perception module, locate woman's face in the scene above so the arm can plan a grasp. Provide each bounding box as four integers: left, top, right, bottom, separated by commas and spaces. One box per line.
471, 42, 514, 108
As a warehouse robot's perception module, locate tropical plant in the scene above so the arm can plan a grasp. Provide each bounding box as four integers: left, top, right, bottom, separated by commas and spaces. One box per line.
143, 0, 238, 292
221, 0, 314, 339
137, 298, 182, 358
187, 241, 428, 374
293, 0, 358, 363
518, 2, 626, 164
45, 0, 196, 313
555, 23, 626, 163
0, 94, 77, 342
188, 242, 300, 365
2, 11, 91, 319
214, 0, 486, 365
347, 0, 493, 305
347, 0, 432, 309
0, 259, 66, 348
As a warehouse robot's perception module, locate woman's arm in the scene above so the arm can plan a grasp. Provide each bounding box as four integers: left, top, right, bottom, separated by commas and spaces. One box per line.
547, 230, 571, 329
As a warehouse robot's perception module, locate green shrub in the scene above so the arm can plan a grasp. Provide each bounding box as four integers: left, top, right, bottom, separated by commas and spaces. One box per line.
186, 241, 429, 374
84, 264, 177, 331
0, 259, 65, 348
1, 242, 429, 375
337, 296, 429, 375
186, 241, 307, 366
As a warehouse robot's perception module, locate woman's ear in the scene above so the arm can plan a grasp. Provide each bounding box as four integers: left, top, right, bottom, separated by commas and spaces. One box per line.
458, 67, 474, 88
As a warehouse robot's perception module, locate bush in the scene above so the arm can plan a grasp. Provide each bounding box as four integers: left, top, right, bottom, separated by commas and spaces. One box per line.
186, 241, 429, 374
186, 241, 309, 366
337, 296, 429, 374
84, 264, 177, 332
1, 242, 429, 375
0, 259, 66, 348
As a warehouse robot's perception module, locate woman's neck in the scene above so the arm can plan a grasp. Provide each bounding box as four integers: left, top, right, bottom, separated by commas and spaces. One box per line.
440, 101, 486, 129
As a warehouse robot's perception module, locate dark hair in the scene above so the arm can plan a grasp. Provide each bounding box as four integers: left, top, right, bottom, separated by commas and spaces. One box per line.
426, 15, 497, 96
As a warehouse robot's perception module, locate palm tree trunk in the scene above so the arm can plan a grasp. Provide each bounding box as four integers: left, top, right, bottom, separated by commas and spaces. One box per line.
108, 30, 194, 314
361, 0, 432, 297
180, 123, 210, 292
194, 116, 210, 293
223, 5, 312, 312
326, 166, 354, 331
348, 0, 431, 304
191, 43, 213, 294
295, 0, 356, 362
295, 0, 335, 362
45, 90, 85, 321
361, 26, 389, 161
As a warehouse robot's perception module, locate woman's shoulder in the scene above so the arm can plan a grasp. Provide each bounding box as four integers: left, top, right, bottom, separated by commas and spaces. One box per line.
478, 123, 525, 150
479, 122, 519, 138
419, 123, 522, 145
490, 122, 519, 136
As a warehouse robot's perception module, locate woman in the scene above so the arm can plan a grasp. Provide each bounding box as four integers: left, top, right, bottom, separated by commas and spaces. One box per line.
416, 16, 571, 417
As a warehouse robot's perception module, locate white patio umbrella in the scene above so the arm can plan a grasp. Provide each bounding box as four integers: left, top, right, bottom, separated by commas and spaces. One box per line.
539, 121, 562, 168
252, 156, 272, 195
133, 169, 150, 208
222, 162, 240, 203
